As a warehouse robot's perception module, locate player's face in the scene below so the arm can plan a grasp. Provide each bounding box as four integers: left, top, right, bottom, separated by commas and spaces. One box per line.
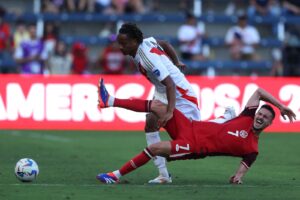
253, 108, 273, 130
117, 34, 138, 57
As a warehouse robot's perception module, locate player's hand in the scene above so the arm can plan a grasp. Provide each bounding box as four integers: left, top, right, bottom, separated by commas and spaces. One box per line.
175, 61, 186, 72
280, 106, 296, 123
158, 111, 173, 127
229, 176, 243, 184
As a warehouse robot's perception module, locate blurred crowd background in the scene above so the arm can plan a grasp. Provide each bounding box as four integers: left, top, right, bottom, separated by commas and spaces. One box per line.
0, 0, 299, 76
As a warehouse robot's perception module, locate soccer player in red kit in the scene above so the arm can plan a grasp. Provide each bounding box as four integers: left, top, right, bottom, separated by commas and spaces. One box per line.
96, 79, 296, 184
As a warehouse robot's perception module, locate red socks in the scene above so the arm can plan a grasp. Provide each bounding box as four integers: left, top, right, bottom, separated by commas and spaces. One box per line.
114, 98, 151, 112
119, 148, 154, 176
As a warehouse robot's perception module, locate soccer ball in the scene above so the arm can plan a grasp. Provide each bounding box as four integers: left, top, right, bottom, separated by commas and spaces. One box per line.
15, 158, 39, 182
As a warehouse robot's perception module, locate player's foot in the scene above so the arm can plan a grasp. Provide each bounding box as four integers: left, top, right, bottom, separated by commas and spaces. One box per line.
224, 106, 236, 120
148, 174, 172, 184
97, 78, 110, 109
96, 172, 119, 184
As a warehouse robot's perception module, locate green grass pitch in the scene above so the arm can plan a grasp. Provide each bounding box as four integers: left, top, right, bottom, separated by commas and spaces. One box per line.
0, 130, 299, 200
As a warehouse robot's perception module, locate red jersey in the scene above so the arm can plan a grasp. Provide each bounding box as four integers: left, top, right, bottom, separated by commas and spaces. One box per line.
0, 23, 10, 50
101, 45, 126, 74
165, 107, 259, 168
192, 106, 259, 157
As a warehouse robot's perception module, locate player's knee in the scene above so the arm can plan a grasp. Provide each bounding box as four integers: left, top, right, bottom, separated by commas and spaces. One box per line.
148, 142, 170, 157
148, 143, 162, 156
144, 113, 159, 132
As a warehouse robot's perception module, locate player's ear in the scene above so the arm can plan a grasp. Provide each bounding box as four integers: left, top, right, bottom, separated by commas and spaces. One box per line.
267, 119, 273, 126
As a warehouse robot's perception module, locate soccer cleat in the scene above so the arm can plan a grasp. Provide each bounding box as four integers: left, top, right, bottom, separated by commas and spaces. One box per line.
148, 174, 172, 184
96, 172, 119, 184
97, 78, 110, 109
224, 106, 236, 120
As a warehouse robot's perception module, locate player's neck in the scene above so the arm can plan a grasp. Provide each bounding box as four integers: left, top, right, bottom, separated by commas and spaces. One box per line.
252, 126, 262, 136
131, 47, 138, 57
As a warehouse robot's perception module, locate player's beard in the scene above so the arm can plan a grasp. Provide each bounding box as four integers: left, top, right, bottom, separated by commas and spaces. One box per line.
252, 125, 263, 135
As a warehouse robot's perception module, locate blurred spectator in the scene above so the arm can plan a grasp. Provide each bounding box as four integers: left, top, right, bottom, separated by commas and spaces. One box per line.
281, 27, 300, 76
93, 0, 115, 14
111, 0, 145, 14
270, 48, 283, 76
247, 0, 281, 17
71, 42, 88, 74
13, 19, 30, 50
124, 0, 145, 13
0, 6, 15, 73
282, 46, 300, 76
281, 0, 300, 76
99, 22, 114, 37
97, 34, 132, 74
43, 21, 60, 54
224, 0, 247, 16
66, 0, 94, 12
225, 13, 260, 60
14, 23, 48, 74
42, 0, 65, 13
282, 0, 300, 16
178, 0, 193, 12
177, 12, 206, 61
47, 40, 73, 74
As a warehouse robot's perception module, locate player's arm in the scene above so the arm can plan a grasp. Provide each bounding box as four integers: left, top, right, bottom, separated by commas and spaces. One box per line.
245, 87, 296, 122
159, 75, 176, 127
157, 40, 186, 71
230, 152, 258, 184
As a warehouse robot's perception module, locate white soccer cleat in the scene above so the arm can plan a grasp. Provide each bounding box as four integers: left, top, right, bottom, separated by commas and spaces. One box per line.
148, 175, 172, 184
224, 106, 236, 120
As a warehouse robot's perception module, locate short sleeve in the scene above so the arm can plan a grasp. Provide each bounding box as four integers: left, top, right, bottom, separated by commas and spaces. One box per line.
138, 47, 170, 82
239, 106, 258, 118
241, 152, 258, 168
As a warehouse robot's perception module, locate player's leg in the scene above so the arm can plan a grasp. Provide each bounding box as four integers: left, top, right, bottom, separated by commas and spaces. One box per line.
96, 141, 172, 184
98, 78, 171, 183
145, 113, 172, 184
98, 78, 152, 112
98, 78, 236, 124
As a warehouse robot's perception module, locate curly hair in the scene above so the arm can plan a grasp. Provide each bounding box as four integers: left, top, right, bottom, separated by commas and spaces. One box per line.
118, 23, 143, 44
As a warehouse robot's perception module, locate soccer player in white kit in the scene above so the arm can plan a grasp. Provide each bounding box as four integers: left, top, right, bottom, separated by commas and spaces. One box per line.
114, 23, 199, 184
110, 23, 235, 184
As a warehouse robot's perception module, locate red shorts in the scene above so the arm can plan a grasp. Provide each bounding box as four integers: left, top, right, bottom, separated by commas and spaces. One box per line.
164, 109, 196, 159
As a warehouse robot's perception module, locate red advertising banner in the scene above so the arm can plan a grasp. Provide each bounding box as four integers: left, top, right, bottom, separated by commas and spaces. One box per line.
0, 74, 299, 132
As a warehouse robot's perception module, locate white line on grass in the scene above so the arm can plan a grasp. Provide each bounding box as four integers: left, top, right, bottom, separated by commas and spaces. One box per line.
7, 131, 73, 143
1, 183, 300, 188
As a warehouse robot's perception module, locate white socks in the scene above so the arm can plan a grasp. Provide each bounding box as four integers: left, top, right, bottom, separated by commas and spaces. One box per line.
146, 131, 169, 178
112, 170, 122, 179
107, 96, 115, 107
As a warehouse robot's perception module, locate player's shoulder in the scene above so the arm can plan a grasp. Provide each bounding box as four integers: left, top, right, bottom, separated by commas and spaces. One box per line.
142, 37, 158, 47
138, 37, 158, 54
143, 37, 156, 42
240, 106, 258, 118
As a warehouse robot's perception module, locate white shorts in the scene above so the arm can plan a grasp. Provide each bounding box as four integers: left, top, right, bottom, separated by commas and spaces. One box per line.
153, 90, 201, 121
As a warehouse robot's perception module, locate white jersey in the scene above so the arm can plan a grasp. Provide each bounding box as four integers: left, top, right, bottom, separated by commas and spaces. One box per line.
133, 37, 200, 121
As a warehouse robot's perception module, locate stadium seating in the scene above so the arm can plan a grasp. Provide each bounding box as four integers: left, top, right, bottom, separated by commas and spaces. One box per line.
1, 0, 300, 75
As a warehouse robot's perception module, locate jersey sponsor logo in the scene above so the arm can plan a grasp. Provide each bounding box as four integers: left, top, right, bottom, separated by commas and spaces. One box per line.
153, 69, 160, 77
239, 130, 248, 138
